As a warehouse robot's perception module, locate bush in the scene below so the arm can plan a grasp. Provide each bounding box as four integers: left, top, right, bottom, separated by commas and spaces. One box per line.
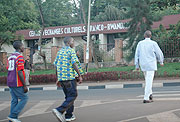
0, 76, 7, 85
30, 74, 57, 84
0, 71, 179, 85
83, 71, 120, 81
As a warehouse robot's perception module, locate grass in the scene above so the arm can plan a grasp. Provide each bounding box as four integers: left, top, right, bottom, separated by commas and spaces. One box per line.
0, 62, 180, 77
88, 62, 180, 76
0, 71, 8, 77
88, 65, 135, 72
156, 62, 180, 76
30, 69, 56, 75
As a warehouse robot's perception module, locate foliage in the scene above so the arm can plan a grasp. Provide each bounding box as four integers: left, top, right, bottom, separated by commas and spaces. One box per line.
1, 62, 180, 76
150, 0, 180, 11
40, 0, 77, 27
151, 6, 180, 21
1, 63, 180, 84
28, 63, 180, 81
122, 0, 153, 62
152, 21, 180, 58
82, 72, 119, 81
91, 0, 124, 20
94, 5, 125, 22
0, 0, 39, 50
0, 76, 7, 85
72, 0, 125, 24
30, 74, 56, 84
152, 21, 180, 42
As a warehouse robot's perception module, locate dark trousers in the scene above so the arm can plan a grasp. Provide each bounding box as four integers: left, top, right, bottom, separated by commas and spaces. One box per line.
56, 80, 77, 118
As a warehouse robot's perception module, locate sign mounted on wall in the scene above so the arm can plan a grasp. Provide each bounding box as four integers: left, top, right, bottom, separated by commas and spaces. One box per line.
15, 14, 180, 40
16, 20, 129, 40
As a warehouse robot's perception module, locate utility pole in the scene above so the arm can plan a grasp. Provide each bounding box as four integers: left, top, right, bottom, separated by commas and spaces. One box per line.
85, 0, 91, 73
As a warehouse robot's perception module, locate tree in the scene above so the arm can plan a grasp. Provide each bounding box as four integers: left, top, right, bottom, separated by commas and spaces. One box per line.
35, 0, 47, 69
40, 0, 77, 27
72, 0, 90, 24
150, 0, 180, 21
150, 0, 180, 11
72, 0, 125, 24
153, 21, 180, 42
152, 21, 180, 58
122, 0, 153, 62
94, 5, 125, 22
72, 0, 83, 24
91, 0, 124, 21
0, 0, 39, 50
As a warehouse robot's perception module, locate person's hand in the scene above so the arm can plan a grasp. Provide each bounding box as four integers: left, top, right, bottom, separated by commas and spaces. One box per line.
56, 80, 61, 87
76, 51, 80, 57
31, 69, 34, 73
78, 76, 83, 84
133, 68, 140, 72
136, 68, 140, 71
160, 63, 164, 67
23, 86, 28, 93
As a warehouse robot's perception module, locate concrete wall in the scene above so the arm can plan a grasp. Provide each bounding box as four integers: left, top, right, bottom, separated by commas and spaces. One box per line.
0, 44, 15, 56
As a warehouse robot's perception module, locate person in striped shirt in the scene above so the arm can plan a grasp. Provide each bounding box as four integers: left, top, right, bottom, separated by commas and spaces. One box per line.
7, 41, 28, 122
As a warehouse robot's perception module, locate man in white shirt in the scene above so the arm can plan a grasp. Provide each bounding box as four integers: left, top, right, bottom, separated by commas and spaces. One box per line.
134, 30, 164, 103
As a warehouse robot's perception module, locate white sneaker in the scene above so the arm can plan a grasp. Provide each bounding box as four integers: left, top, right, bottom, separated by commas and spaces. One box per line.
66, 115, 76, 122
52, 109, 66, 122
7, 117, 21, 122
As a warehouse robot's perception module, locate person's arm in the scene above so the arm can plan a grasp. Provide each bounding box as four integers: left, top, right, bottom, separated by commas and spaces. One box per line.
71, 49, 83, 83
76, 51, 80, 59
73, 63, 83, 84
134, 43, 140, 70
55, 67, 61, 87
17, 56, 28, 93
18, 70, 28, 93
154, 42, 164, 66
54, 51, 61, 87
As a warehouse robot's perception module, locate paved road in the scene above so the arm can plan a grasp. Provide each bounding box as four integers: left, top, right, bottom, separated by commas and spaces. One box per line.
1, 86, 180, 122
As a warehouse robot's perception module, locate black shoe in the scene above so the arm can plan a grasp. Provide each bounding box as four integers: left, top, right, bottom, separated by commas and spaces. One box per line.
143, 100, 153, 103
149, 94, 153, 100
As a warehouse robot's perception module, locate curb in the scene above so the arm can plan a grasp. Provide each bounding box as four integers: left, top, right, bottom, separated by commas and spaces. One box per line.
1, 82, 180, 92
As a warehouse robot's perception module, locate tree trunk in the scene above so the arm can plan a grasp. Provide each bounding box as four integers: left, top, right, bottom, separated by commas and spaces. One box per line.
80, 0, 87, 24
36, 0, 47, 70
73, 0, 83, 24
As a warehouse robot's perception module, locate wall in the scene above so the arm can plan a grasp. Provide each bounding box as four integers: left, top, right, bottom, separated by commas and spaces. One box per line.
0, 44, 15, 56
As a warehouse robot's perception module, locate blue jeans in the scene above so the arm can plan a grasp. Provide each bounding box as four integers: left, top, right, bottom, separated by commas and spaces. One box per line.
8, 87, 28, 119
56, 80, 77, 119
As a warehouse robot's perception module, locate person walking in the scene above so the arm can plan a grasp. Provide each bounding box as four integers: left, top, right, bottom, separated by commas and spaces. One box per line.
7, 41, 28, 122
52, 36, 83, 122
24, 56, 33, 86
134, 30, 164, 103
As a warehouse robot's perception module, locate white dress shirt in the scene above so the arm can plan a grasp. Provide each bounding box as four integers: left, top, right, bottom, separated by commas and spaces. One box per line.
134, 38, 164, 71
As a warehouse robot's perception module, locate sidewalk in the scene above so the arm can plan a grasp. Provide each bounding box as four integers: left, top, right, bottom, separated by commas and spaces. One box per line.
0, 78, 180, 92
